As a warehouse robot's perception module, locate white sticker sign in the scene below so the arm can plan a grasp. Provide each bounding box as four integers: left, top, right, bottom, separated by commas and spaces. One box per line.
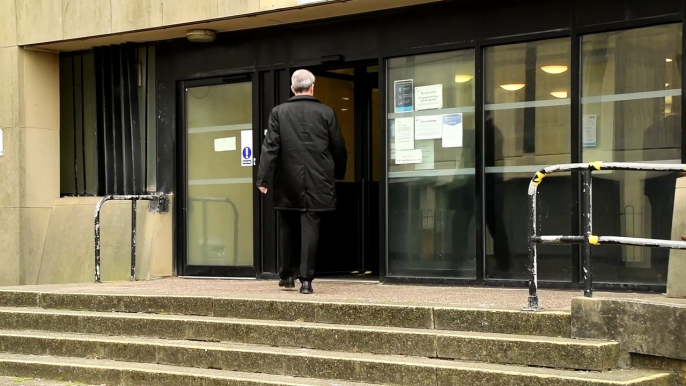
394, 117, 415, 151
241, 130, 253, 166
414, 115, 443, 140
415, 84, 443, 111
395, 149, 423, 165
583, 114, 597, 147
214, 137, 236, 152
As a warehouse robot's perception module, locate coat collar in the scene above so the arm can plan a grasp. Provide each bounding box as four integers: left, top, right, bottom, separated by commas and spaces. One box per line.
287, 95, 321, 103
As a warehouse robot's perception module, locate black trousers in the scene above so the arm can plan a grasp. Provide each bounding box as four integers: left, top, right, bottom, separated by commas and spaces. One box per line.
278, 211, 321, 281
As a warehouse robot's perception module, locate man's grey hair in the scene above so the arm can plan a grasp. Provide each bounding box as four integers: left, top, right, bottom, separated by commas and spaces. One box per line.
291, 69, 315, 93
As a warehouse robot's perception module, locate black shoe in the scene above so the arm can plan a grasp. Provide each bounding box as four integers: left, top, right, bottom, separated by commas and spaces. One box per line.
278, 277, 295, 288
300, 281, 313, 294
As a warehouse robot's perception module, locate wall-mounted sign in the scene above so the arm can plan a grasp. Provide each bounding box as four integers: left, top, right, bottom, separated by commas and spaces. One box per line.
214, 137, 236, 152
394, 79, 414, 113
241, 130, 253, 166
442, 114, 463, 148
415, 84, 443, 111
394, 117, 414, 151
583, 114, 597, 147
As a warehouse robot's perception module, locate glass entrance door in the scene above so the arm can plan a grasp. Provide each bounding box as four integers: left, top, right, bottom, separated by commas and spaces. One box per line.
180, 78, 256, 277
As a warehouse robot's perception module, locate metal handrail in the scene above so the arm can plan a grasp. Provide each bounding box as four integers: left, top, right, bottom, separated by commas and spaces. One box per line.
526, 161, 686, 311
94, 194, 168, 283
189, 196, 240, 265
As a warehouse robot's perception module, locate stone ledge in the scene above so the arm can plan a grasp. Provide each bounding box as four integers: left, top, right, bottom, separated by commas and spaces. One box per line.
571, 297, 686, 365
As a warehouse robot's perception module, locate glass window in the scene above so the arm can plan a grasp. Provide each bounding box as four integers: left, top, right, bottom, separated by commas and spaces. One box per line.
581, 24, 682, 284
484, 38, 572, 280
186, 82, 254, 267
387, 50, 477, 278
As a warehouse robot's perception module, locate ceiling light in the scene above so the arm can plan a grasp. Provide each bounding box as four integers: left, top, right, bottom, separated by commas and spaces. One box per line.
186, 29, 216, 43
455, 75, 473, 83
541, 65, 568, 74
550, 91, 568, 99
666, 58, 673, 62
500, 83, 525, 91
341, 108, 348, 111
342, 97, 349, 100
666, 83, 670, 87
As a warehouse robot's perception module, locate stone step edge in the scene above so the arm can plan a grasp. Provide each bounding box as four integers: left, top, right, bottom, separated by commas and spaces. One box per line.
0, 353, 376, 386
0, 290, 571, 336
0, 307, 605, 347
0, 329, 618, 376
0, 353, 674, 386
0, 308, 618, 372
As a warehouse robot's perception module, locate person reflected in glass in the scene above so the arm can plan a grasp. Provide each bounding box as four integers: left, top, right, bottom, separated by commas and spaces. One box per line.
256, 69, 348, 294
447, 111, 511, 276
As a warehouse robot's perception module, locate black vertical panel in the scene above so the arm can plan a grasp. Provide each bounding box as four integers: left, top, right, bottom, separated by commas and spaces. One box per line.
475, 44, 486, 280
101, 47, 116, 194
523, 44, 537, 154
260, 70, 277, 275
121, 45, 133, 195
111, 45, 124, 193
71, 56, 80, 194
127, 45, 143, 194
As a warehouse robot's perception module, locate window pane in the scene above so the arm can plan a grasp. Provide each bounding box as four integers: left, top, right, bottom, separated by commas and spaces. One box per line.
186, 82, 253, 266
484, 38, 572, 281
387, 50, 477, 278
581, 24, 682, 285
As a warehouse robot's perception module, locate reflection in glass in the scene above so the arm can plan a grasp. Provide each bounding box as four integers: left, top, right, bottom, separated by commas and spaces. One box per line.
581, 24, 682, 284
186, 82, 253, 266
387, 50, 477, 278
484, 38, 572, 280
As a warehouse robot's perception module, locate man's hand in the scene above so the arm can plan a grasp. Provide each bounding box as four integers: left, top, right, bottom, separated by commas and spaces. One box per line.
258, 186, 268, 194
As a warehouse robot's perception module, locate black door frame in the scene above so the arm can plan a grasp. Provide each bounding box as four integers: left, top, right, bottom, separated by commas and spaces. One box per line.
176, 74, 260, 277
258, 60, 382, 278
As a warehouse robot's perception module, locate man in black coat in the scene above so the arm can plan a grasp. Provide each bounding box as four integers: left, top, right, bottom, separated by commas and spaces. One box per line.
256, 69, 347, 294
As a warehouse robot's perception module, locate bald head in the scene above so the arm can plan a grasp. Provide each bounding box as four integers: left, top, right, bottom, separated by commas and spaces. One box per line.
291, 69, 315, 95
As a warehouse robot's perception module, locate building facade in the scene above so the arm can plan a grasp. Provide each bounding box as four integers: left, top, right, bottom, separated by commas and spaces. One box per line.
1, 0, 684, 291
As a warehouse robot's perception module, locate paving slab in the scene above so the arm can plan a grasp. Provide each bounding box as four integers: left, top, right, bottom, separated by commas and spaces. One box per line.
0, 277, 668, 311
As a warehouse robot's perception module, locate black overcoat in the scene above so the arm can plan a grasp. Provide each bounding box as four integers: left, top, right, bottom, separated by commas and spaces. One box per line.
256, 96, 347, 211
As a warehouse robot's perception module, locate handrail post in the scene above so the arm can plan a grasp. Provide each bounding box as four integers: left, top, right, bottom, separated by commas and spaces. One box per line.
131, 198, 138, 281
94, 196, 113, 283
526, 177, 539, 311
582, 169, 594, 297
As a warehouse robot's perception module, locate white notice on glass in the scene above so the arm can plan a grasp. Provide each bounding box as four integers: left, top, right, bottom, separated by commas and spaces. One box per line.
583, 114, 597, 147
214, 137, 236, 152
415, 115, 443, 140
240, 130, 253, 166
415, 84, 443, 111
394, 117, 415, 151
415, 141, 435, 170
442, 114, 463, 148
395, 149, 423, 165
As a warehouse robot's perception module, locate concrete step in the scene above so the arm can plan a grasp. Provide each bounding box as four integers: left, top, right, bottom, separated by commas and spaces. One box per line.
0, 353, 375, 386
0, 308, 616, 370
0, 291, 571, 336
0, 351, 674, 386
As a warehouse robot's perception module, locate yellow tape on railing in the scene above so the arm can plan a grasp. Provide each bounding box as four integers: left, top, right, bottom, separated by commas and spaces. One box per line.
589, 235, 599, 245
590, 161, 603, 171
533, 171, 546, 186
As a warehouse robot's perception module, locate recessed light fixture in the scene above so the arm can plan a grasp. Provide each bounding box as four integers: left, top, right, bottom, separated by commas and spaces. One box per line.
500, 83, 525, 91
550, 91, 568, 99
455, 75, 474, 83
666, 58, 673, 62
186, 29, 217, 43
342, 97, 349, 100
341, 108, 348, 111
541, 65, 568, 74
666, 83, 670, 87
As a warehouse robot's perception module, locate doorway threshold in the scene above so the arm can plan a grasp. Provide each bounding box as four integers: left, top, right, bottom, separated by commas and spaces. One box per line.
178, 276, 257, 280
